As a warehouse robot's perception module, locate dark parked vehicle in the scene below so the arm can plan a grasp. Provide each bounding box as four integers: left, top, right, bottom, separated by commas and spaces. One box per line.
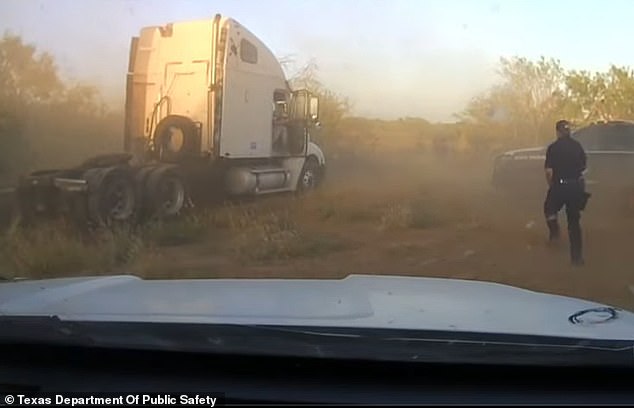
492, 121, 634, 209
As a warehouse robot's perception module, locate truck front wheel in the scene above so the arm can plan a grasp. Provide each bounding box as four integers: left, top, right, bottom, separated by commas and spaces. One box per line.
298, 157, 321, 193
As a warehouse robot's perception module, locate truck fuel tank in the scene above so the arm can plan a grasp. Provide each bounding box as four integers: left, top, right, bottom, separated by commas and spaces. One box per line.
225, 166, 290, 195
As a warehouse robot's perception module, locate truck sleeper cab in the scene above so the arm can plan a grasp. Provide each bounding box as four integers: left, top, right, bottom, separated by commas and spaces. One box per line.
126, 15, 324, 188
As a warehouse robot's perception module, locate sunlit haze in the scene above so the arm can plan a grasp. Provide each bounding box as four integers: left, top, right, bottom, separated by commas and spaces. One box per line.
1, 0, 633, 121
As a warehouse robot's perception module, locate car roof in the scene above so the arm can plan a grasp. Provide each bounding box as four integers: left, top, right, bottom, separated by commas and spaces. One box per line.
574, 120, 634, 134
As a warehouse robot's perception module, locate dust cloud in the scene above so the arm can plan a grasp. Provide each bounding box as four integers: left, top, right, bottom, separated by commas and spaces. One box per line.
316, 147, 634, 311
291, 37, 499, 121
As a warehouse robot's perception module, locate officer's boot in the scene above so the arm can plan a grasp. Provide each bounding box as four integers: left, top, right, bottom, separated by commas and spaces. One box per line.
568, 215, 584, 266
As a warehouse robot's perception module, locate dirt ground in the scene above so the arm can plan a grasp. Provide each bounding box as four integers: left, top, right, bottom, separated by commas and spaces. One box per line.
129, 152, 634, 312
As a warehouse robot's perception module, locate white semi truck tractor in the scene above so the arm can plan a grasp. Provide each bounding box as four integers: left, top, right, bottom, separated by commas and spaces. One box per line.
14, 14, 326, 226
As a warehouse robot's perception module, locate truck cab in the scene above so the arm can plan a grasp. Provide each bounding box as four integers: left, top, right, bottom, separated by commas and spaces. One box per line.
124, 15, 325, 198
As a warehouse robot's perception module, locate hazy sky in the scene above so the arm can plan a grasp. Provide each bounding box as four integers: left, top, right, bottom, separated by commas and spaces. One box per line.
1, 0, 633, 121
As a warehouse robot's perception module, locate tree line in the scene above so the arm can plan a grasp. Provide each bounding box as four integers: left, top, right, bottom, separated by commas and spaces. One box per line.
457, 57, 634, 153
0, 33, 121, 184
287, 55, 634, 158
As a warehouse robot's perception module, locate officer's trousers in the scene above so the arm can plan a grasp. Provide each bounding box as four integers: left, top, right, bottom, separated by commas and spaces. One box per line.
543, 182, 584, 263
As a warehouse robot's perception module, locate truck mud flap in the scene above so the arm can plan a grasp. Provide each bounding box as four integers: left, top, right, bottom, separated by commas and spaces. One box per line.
15, 173, 64, 225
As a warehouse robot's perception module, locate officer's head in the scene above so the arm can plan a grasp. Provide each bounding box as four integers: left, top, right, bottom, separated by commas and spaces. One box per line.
556, 120, 571, 138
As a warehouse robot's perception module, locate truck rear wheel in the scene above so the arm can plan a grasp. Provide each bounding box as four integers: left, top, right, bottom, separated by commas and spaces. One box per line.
145, 166, 187, 219
84, 167, 136, 227
133, 165, 157, 221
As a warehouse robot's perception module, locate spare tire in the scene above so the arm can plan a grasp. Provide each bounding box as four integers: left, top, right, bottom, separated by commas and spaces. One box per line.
144, 165, 187, 219
84, 166, 137, 227
153, 115, 200, 162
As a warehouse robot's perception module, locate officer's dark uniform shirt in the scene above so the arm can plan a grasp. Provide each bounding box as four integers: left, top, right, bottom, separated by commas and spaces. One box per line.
544, 136, 587, 181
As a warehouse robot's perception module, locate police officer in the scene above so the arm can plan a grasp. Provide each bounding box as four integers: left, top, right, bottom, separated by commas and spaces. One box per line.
544, 120, 588, 266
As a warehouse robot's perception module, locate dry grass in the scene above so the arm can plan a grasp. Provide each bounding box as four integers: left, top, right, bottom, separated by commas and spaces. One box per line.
377, 199, 446, 231
228, 204, 348, 263
0, 152, 492, 278
298, 187, 402, 225
384, 241, 431, 257
0, 198, 352, 278
0, 220, 143, 279
408, 199, 447, 229
313, 198, 382, 223
142, 214, 209, 247
378, 203, 413, 231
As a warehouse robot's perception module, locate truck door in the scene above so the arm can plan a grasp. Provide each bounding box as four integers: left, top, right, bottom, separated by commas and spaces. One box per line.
287, 90, 310, 156
271, 90, 291, 156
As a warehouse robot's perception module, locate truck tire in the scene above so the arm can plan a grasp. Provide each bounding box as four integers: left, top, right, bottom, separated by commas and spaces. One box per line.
133, 165, 157, 221
297, 157, 321, 193
144, 165, 187, 219
84, 166, 136, 227
153, 115, 200, 163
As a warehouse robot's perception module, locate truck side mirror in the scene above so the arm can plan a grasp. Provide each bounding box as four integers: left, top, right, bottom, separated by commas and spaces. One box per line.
291, 90, 319, 123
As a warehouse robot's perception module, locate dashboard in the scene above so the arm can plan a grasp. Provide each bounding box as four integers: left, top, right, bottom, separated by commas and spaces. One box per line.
1, 344, 633, 405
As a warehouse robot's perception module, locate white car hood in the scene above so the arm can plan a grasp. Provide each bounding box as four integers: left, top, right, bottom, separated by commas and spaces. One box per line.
0, 274, 632, 341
